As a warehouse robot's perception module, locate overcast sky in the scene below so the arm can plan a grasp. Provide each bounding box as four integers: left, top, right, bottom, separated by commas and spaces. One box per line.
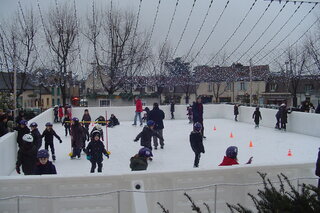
0, 0, 319, 70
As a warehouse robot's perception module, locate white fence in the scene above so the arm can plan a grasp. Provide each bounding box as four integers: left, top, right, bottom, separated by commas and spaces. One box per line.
0, 104, 319, 213
0, 163, 317, 213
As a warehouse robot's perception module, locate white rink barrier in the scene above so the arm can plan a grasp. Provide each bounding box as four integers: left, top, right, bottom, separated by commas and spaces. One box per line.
0, 108, 54, 176
0, 163, 317, 213
71, 104, 320, 137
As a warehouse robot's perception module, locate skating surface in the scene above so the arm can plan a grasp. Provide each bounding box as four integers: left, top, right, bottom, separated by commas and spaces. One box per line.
10, 119, 320, 176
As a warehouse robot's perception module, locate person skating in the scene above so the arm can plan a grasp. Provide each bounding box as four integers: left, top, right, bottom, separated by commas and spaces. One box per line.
58, 105, 64, 122
14, 120, 30, 147
85, 130, 109, 173
90, 124, 104, 141
275, 107, 281, 129
142, 107, 150, 123
190, 122, 205, 168
252, 107, 262, 128
62, 114, 71, 136
279, 103, 291, 131
132, 96, 143, 126
70, 117, 85, 159
192, 97, 205, 138
29, 122, 42, 150
130, 147, 153, 171
81, 109, 91, 130
53, 105, 59, 123
170, 100, 175, 119
134, 120, 163, 151
95, 115, 107, 126
234, 104, 239, 121
33, 149, 57, 175
187, 104, 193, 124
15, 134, 38, 175
219, 146, 253, 166
148, 103, 165, 149
41, 122, 62, 161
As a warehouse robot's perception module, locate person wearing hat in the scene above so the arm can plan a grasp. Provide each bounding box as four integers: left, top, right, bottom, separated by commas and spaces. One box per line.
279, 103, 291, 131
13, 120, 30, 147
190, 122, 205, 168
192, 97, 205, 138
62, 114, 71, 136
90, 124, 104, 141
16, 134, 38, 175
34, 149, 57, 175
85, 130, 109, 173
30, 122, 42, 150
252, 107, 262, 128
130, 147, 153, 171
219, 146, 253, 166
53, 105, 59, 123
41, 122, 62, 161
134, 120, 164, 151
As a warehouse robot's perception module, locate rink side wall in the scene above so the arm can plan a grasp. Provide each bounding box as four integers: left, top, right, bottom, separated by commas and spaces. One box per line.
0, 108, 54, 176
0, 163, 316, 213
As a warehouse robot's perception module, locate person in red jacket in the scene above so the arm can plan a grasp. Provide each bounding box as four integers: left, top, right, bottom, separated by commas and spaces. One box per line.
132, 96, 143, 126
58, 106, 64, 122
219, 146, 252, 166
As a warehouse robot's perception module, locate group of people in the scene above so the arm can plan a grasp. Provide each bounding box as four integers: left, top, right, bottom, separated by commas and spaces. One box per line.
0, 110, 25, 137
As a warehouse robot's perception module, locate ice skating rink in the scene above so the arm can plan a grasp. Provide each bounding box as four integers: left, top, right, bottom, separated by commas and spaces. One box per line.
10, 118, 320, 176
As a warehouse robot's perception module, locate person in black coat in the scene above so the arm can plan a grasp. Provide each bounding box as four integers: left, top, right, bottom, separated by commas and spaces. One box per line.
62, 114, 71, 136
90, 124, 104, 141
0, 115, 8, 137
315, 104, 320, 114
190, 122, 205, 168
130, 147, 153, 171
81, 109, 91, 130
16, 134, 38, 175
170, 101, 175, 119
148, 103, 165, 149
252, 107, 262, 128
15, 111, 25, 125
14, 120, 30, 147
107, 114, 120, 128
192, 97, 205, 138
29, 122, 42, 150
70, 118, 85, 159
275, 107, 281, 129
53, 106, 59, 123
41, 122, 62, 161
234, 104, 239, 121
134, 120, 163, 151
279, 104, 291, 131
33, 149, 57, 175
85, 130, 109, 173
316, 148, 320, 199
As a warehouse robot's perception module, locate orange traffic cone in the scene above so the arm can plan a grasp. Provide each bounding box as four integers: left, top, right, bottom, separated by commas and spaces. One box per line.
230, 132, 234, 138
249, 140, 253, 147
287, 149, 292, 156
213, 126, 216, 131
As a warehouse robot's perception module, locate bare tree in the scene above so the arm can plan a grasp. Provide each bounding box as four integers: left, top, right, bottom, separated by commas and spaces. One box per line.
0, 8, 38, 102
278, 45, 309, 107
43, 2, 79, 106
85, 5, 150, 95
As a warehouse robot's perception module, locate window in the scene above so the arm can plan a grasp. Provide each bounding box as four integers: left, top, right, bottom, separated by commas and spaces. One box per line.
99, 99, 111, 107
269, 83, 277, 92
169, 86, 174, 92
305, 84, 313, 92
226, 83, 231, 91
51, 88, 55, 96
240, 82, 246, 91
57, 98, 60, 105
208, 83, 213, 92
147, 86, 156, 93
57, 88, 60, 96
52, 99, 55, 106
47, 98, 50, 106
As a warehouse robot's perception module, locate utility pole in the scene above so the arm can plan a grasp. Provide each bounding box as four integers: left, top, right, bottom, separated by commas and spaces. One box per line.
249, 58, 253, 106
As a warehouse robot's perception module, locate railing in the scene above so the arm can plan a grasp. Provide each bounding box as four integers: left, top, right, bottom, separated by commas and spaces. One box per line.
0, 177, 318, 213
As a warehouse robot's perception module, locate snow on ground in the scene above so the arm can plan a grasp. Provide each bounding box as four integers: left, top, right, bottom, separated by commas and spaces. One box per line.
10, 119, 320, 176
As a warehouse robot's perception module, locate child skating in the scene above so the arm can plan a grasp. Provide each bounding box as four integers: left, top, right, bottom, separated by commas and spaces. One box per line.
29, 122, 42, 150
85, 130, 109, 173
70, 117, 85, 159
34, 149, 57, 175
62, 114, 71, 136
16, 134, 38, 175
134, 120, 163, 151
189, 122, 205, 168
41, 122, 62, 161
252, 107, 262, 128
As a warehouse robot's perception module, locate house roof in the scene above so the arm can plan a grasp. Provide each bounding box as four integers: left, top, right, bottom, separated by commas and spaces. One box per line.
0, 72, 35, 91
